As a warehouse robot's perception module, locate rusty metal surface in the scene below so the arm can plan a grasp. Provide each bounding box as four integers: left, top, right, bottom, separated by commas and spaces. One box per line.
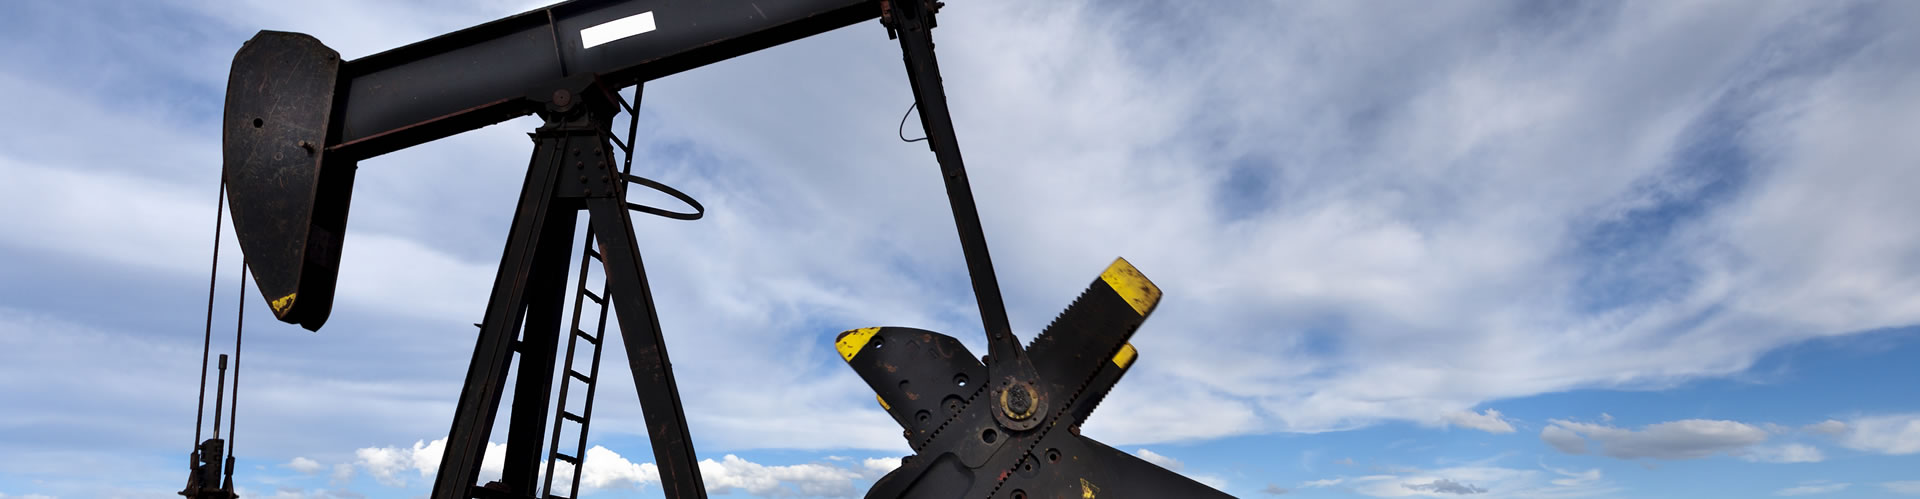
224, 0, 876, 331
850, 272, 1230, 497
842, 327, 990, 451
222, 31, 342, 330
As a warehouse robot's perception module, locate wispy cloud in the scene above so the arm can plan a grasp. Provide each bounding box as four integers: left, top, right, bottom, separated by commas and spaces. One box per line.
1741, 444, 1825, 464
1446, 409, 1517, 434
1775, 480, 1848, 496
1300, 461, 1611, 498
1885, 481, 1920, 495
1540, 418, 1770, 460
1829, 413, 1920, 455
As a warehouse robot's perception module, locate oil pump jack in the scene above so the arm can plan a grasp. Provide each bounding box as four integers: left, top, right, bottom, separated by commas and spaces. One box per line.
214, 0, 1232, 497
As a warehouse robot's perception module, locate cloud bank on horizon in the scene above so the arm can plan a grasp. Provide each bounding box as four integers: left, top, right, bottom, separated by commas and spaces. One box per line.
2, 0, 1919, 497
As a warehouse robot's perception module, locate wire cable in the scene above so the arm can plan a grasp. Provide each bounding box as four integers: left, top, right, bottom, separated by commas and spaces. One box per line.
898, 102, 927, 143
223, 260, 247, 489
193, 180, 226, 466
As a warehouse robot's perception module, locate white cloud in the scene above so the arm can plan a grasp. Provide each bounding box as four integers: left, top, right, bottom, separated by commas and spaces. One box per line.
353, 437, 503, 487
1134, 448, 1184, 471
1884, 481, 1920, 495
1775, 481, 1848, 496
1541, 418, 1770, 460
550, 445, 660, 492
1303, 478, 1345, 488
1832, 414, 1920, 455
699, 454, 863, 498
1446, 409, 1517, 434
858, 457, 901, 480
285, 456, 323, 474
1307, 462, 1612, 498
1804, 420, 1848, 436
1540, 425, 1588, 455
1406, 479, 1486, 495
346, 437, 894, 497
243, 487, 362, 499
1741, 444, 1825, 463
329, 463, 354, 487
1544, 465, 1601, 488
0, 494, 57, 499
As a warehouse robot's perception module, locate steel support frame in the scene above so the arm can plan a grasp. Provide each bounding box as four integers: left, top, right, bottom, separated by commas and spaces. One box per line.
429, 82, 705, 499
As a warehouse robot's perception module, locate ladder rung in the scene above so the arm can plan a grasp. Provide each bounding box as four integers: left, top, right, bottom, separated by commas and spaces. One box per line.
552, 453, 579, 464
572, 328, 599, 345
585, 247, 602, 260
568, 370, 592, 383
607, 132, 632, 154
582, 288, 605, 304
561, 410, 585, 423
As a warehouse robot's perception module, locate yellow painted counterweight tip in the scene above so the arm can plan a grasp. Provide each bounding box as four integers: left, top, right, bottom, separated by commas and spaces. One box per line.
270, 292, 297, 315
836, 327, 882, 362
1112, 343, 1137, 369
1098, 257, 1161, 316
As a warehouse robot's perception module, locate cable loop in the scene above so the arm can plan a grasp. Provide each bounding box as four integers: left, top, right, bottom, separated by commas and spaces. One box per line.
898, 102, 927, 143
622, 173, 704, 221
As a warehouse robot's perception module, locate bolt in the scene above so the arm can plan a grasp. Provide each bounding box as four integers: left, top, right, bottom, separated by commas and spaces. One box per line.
1006, 386, 1033, 419
579, 176, 588, 183
552, 89, 573, 108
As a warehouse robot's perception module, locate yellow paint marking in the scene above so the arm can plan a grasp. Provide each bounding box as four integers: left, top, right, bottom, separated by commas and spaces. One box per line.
836, 327, 882, 362
1112, 343, 1137, 369
877, 394, 890, 410
1098, 257, 1160, 316
270, 292, 297, 315
1081, 478, 1100, 498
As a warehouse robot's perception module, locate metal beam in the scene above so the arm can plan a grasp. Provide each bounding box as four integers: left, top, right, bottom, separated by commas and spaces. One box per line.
583, 194, 707, 498
224, 0, 879, 330
428, 114, 577, 499
498, 198, 580, 493
329, 0, 875, 161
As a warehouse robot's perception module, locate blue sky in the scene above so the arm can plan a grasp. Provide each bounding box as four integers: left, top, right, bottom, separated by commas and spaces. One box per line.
3, 0, 1919, 497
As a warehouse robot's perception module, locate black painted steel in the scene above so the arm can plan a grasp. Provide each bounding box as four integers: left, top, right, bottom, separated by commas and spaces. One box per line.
887, 0, 1048, 436
220, 0, 1220, 497
225, 0, 874, 331
582, 192, 707, 498
850, 265, 1232, 498
332, 0, 873, 160
221, 32, 344, 329
499, 199, 579, 493
429, 112, 574, 498
842, 327, 990, 451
